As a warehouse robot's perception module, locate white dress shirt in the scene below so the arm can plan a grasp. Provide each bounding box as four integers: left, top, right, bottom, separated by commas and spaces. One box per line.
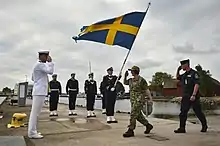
31, 61, 54, 96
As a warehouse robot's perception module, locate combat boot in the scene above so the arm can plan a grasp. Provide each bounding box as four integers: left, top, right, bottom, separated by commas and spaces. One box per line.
123, 129, 134, 137
174, 128, 186, 133
144, 123, 153, 134
201, 125, 208, 132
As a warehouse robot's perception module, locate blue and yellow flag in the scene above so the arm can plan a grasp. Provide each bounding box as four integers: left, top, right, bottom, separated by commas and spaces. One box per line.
72, 11, 147, 50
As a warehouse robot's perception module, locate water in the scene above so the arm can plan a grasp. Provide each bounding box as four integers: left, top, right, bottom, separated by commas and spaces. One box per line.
26, 97, 220, 117
59, 97, 181, 115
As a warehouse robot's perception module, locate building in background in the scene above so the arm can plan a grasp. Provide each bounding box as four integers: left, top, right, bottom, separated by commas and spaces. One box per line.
13, 82, 33, 97
162, 79, 182, 97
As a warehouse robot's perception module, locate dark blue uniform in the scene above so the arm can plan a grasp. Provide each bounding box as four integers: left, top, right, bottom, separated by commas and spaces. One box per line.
49, 80, 61, 112
84, 79, 97, 111
102, 75, 117, 117
177, 69, 207, 129
66, 79, 79, 111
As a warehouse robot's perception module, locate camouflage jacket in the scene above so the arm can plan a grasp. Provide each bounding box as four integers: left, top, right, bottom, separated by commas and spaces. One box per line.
124, 76, 148, 103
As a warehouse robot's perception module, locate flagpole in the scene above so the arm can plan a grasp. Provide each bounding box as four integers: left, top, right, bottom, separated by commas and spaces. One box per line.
89, 61, 92, 73
113, 2, 151, 88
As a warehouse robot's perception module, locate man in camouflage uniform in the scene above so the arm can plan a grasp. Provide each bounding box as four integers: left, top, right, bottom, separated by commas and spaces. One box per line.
123, 66, 153, 137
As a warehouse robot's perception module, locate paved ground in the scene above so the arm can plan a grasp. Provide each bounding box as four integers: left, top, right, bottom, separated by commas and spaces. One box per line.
0, 99, 219, 146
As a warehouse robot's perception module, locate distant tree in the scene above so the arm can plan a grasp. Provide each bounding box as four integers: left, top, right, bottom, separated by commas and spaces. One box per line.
150, 72, 174, 89
195, 64, 214, 96
2, 87, 12, 94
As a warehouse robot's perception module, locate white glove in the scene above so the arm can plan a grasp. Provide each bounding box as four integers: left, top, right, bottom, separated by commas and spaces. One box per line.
110, 87, 115, 91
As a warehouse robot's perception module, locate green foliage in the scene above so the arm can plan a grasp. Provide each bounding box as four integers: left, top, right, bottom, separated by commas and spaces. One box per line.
171, 97, 220, 110
195, 64, 214, 96
150, 72, 174, 87
2, 87, 12, 94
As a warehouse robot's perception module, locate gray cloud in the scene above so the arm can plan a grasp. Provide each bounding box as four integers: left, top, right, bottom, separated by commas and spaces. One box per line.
173, 43, 220, 54
127, 59, 162, 70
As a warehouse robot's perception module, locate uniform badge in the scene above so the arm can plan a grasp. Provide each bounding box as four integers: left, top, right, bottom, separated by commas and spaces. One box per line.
195, 74, 199, 79
187, 74, 191, 77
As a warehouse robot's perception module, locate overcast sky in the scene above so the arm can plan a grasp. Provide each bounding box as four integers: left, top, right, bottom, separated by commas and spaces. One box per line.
0, 0, 219, 92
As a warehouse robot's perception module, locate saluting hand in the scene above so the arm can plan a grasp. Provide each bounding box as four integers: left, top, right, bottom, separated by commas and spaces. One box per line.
47, 56, 52, 62
125, 71, 129, 77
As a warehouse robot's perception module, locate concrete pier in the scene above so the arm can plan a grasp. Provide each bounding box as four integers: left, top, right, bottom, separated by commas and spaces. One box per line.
0, 99, 219, 146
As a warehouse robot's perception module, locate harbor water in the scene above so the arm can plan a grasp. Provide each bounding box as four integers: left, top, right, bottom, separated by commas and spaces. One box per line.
58, 97, 220, 116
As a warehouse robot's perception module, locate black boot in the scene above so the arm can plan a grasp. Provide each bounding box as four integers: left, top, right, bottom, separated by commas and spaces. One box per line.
174, 128, 186, 133
123, 129, 134, 137
144, 123, 153, 134
201, 125, 208, 132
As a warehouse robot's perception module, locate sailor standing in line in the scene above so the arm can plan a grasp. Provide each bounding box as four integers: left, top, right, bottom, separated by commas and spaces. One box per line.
102, 67, 121, 123
84, 73, 97, 118
49, 74, 62, 117
28, 51, 54, 139
66, 73, 79, 116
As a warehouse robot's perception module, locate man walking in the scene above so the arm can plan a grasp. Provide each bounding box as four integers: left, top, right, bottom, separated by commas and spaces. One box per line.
66, 73, 79, 116
28, 51, 54, 139
49, 74, 62, 117
123, 66, 153, 137
174, 59, 208, 133
84, 73, 97, 118
100, 81, 106, 114
102, 67, 120, 123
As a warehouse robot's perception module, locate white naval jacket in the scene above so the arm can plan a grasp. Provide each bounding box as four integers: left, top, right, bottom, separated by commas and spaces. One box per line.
31, 61, 54, 96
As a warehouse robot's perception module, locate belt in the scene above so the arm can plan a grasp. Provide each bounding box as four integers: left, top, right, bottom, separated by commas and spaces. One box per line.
69, 89, 77, 91
51, 89, 59, 91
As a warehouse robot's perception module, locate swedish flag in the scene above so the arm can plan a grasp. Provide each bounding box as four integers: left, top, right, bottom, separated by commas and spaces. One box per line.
72, 11, 147, 50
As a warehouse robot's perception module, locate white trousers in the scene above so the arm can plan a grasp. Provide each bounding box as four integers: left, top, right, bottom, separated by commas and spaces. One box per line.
28, 95, 45, 136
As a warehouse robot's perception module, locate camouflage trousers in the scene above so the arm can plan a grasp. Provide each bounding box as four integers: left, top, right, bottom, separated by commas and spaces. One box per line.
128, 100, 149, 130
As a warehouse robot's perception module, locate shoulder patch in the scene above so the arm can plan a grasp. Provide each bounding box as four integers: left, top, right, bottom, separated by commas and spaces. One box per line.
195, 73, 199, 79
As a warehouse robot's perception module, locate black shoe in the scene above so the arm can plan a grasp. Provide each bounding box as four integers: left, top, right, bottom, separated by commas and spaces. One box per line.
123, 129, 134, 137
69, 113, 77, 116
174, 128, 186, 133
144, 123, 153, 134
49, 113, 55, 117
201, 125, 208, 132
111, 120, 118, 123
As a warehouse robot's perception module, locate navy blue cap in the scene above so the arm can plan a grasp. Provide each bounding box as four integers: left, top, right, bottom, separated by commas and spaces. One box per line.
180, 59, 190, 65
107, 67, 113, 71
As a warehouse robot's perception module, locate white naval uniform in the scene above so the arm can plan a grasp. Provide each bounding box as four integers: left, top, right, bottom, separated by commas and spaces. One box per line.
28, 61, 54, 137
